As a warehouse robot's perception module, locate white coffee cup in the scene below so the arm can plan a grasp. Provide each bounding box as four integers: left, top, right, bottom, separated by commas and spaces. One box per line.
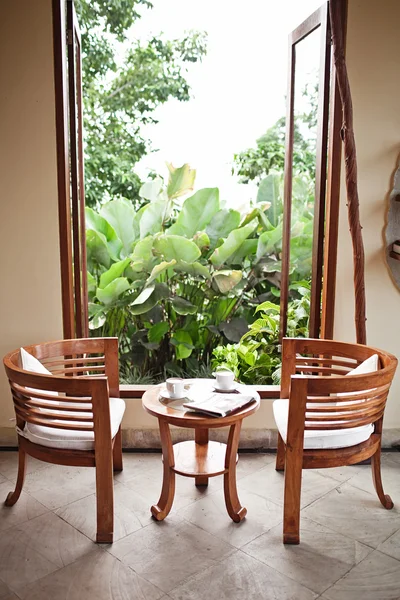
166, 377, 184, 399
212, 370, 235, 390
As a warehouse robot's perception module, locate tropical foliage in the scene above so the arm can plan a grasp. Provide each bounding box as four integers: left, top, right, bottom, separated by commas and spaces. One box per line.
211, 282, 311, 384
75, 0, 207, 207
86, 164, 313, 382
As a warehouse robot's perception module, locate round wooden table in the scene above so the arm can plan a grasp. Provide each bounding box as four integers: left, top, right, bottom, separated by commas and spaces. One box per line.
142, 379, 260, 523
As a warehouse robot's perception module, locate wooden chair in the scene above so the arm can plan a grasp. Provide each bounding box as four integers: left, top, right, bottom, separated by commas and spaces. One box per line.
274, 337, 398, 544
3, 337, 124, 543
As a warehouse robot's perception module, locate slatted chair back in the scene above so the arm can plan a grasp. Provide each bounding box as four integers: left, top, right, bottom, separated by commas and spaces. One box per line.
3, 337, 119, 443
281, 337, 397, 433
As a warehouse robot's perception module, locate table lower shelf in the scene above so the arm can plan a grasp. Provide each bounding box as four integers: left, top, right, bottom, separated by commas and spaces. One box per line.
171, 440, 238, 477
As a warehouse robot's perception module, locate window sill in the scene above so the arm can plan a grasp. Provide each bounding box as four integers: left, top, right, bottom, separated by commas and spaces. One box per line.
119, 384, 280, 399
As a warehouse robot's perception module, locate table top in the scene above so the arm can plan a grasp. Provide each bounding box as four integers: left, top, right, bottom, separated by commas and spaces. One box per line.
142, 378, 260, 428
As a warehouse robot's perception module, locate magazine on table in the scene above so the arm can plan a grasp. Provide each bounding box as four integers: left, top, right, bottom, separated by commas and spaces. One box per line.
183, 392, 256, 417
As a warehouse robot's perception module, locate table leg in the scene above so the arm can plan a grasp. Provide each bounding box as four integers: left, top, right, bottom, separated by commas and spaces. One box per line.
151, 419, 175, 521
224, 421, 246, 522
195, 428, 209, 487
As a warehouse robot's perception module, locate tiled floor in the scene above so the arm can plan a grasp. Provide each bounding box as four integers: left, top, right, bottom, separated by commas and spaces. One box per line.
0, 451, 400, 599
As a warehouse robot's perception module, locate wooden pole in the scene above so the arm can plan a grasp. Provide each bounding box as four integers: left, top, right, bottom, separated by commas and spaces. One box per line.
329, 0, 367, 344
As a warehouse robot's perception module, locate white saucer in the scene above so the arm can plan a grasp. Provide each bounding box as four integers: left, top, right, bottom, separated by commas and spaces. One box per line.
159, 389, 187, 401
213, 384, 239, 394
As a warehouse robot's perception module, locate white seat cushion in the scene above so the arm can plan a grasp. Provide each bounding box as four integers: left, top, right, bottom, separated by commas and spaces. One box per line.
21, 397, 125, 451
273, 399, 373, 450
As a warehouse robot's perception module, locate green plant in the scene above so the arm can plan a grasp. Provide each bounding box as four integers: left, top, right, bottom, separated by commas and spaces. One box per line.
75, 0, 207, 207
86, 163, 313, 381
211, 282, 311, 384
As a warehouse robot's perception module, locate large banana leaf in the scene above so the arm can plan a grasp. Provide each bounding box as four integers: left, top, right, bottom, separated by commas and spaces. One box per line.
168, 188, 219, 238
226, 239, 258, 265
256, 223, 283, 259
96, 277, 130, 306
99, 257, 130, 290
175, 261, 212, 280
257, 173, 283, 227
130, 283, 170, 315
139, 200, 168, 239
139, 177, 164, 202
212, 270, 242, 293
167, 163, 196, 200
146, 260, 176, 285
171, 296, 197, 315
85, 207, 122, 262
206, 209, 241, 248
171, 329, 194, 360
148, 321, 169, 344
153, 235, 201, 263
100, 199, 137, 257
210, 223, 256, 267
86, 230, 111, 269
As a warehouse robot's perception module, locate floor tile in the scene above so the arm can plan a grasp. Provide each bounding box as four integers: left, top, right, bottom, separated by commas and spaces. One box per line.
18, 548, 164, 600
178, 488, 282, 548
302, 483, 400, 548
0, 452, 48, 481
13, 511, 95, 567
239, 462, 340, 508
322, 550, 400, 600
121, 470, 219, 527
22, 463, 96, 510
0, 525, 60, 594
169, 550, 317, 600
0, 481, 48, 533
113, 452, 162, 484
236, 453, 276, 479
314, 463, 365, 483
109, 518, 235, 593
346, 453, 400, 501
377, 528, 400, 561
0, 580, 16, 600
243, 517, 372, 594
56, 482, 142, 542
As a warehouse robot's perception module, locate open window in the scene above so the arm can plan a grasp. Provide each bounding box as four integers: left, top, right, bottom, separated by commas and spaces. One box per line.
280, 1, 343, 341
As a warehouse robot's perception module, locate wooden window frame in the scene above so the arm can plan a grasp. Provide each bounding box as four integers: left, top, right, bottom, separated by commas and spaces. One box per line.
280, 0, 345, 342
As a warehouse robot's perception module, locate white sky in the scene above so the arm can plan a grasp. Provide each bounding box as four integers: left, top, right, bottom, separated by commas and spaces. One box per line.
130, 0, 324, 209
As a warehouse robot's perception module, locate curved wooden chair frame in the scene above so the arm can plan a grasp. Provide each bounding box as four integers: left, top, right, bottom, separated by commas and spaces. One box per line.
3, 337, 122, 543
276, 337, 398, 544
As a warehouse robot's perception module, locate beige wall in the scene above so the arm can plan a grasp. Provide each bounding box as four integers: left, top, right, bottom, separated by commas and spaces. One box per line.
334, 0, 400, 426
0, 0, 63, 439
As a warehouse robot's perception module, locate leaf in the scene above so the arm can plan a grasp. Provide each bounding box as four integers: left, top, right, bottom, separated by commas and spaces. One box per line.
139, 200, 168, 238
257, 173, 283, 227
139, 177, 164, 202
85, 207, 122, 261
256, 223, 283, 259
210, 223, 256, 267
87, 272, 97, 297
193, 231, 210, 250
175, 261, 212, 280
219, 318, 249, 342
86, 229, 111, 269
206, 209, 241, 247
96, 277, 130, 306
212, 270, 242, 293
153, 235, 201, 262
99, 257, 130, 289
89, 311, 106, 330
148, 321, 169, 344
172, 330, 194, 360
226, 239, 258, 265
166, 163, 196, 200
131, 285, 155, 306
168, 188, 220, 237
171, 296, 197, 315
146, 259, 176, 285
130, 283, 170, 315
100, 199, 137, 257
255, 301, 280, 314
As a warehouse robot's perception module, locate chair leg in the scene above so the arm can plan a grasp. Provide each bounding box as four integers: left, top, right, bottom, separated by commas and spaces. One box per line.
113, 426, 123, 472
5, 445, 26, 506
283, 451, 303, 544
95, 451, 114, 543
372, 445, 393, 509
276, 433, 285, 472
